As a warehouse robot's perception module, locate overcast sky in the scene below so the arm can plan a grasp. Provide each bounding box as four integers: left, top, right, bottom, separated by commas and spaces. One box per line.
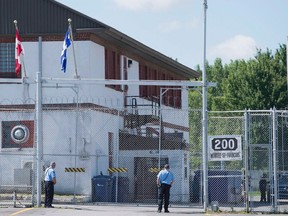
57, 0, 288, 70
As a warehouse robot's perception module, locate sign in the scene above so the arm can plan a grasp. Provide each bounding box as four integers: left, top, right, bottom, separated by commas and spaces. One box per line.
208, 135, 242, 161
65, 167, 85, 172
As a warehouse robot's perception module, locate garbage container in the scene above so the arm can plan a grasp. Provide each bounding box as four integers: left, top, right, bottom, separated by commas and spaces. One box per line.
91, 175, 113, 202
111, 176, 129, 202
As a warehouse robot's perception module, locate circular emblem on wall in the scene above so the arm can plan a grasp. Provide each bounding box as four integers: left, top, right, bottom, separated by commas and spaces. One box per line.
11, 125, 30, 144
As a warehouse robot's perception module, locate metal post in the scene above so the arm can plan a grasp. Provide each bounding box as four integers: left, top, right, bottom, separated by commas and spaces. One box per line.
13, 191, 16, 207
158, 88, 163, 168
35, 35, 43, 207
38, 36, 43, 157
36, 71, 43, 207
115, 111, 121, 203
202, 0, 208, 211
73, 87, 79, 201
272, 108, 278, 212
68, 18, 79, 79
244, 110, 249, 212
158, 88, 173, 168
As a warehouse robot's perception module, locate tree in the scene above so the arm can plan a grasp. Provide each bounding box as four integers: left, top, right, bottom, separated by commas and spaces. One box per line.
190, 44, 288, 111
189, 44, 288, 171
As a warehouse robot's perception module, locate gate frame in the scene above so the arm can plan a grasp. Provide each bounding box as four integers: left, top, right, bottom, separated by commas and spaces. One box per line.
34, 71, 216, 207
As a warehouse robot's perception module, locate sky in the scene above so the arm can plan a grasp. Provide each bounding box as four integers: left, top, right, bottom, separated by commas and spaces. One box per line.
57, 0, 288, 70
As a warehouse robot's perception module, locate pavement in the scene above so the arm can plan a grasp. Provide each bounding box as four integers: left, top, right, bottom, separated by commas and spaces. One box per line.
0, 204, 205, 216
1, 203, 288, 216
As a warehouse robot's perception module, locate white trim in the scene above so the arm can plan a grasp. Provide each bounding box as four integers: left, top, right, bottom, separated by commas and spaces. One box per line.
0, 78, 23, 83
40, 78, 217, 87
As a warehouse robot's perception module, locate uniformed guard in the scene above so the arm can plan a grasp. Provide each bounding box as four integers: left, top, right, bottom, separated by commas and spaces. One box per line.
44, 161, 57, 208
156, 164, 174, 213
259, 173, 267, 202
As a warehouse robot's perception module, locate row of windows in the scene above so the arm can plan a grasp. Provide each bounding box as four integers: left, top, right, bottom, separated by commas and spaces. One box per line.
139, 64, 182, 108
0, 43, 182, 108
105, 49, 183, 108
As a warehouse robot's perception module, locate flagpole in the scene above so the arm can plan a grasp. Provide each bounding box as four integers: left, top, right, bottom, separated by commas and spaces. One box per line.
22, 60, 27, 79
202, 0, 208, 212
13, 20, 27, 78
68, 18, 79, 79
13, 19, 18, 29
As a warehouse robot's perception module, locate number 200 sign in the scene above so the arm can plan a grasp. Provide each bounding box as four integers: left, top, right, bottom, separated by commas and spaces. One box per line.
208, 135, 242, 161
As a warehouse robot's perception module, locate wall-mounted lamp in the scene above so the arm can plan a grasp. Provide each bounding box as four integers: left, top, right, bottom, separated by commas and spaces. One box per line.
11, 125, 30, 144
128, 59, 133, 68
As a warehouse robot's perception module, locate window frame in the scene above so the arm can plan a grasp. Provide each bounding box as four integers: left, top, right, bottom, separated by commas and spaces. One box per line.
0, 42, 23, 82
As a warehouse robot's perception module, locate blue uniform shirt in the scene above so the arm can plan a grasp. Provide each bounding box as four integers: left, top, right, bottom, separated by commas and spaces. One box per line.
44, 167, 56, 182
157, 169, 174, 185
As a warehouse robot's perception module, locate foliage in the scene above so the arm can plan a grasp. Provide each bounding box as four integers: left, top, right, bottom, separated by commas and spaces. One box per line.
190, 44, 288, 111
188, 44, 288, 171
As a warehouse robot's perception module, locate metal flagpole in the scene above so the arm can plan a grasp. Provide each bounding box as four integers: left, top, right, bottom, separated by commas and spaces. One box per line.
68, 18, 80, 199
68, 18, 79, 79
36, 71, 42, 207
202, 0, 208, 211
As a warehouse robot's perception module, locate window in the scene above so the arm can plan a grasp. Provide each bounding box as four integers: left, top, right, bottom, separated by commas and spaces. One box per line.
105, 49, 121, 90
139, 63, 182, 108
139, 64, 148, 97
0, 43, 20, 78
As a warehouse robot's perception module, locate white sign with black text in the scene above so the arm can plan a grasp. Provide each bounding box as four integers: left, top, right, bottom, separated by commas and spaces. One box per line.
208, 135, 242, 161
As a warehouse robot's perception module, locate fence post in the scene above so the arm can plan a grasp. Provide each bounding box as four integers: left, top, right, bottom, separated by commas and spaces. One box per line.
272, 108, 278, 212
244, 109, 249, 212
36, 71, 43, 207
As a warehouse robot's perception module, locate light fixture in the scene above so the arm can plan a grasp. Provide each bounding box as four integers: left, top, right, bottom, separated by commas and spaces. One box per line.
11, 125, 30, 144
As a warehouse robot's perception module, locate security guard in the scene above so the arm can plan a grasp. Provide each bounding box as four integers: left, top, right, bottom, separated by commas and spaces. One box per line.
156, 164, 174, 213
44, 161, 57, 208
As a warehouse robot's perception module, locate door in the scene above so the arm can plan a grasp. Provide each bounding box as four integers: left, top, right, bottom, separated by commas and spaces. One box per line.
134, 157, 168, 202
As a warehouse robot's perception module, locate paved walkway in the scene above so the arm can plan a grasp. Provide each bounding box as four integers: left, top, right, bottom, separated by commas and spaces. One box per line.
1, 204, 206, 216
2, 203, 286, 216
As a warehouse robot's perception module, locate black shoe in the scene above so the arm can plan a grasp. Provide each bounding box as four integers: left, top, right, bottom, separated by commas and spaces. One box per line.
47, 205, 54, 208
157, 209, 161, 213
164, 210, 170, 213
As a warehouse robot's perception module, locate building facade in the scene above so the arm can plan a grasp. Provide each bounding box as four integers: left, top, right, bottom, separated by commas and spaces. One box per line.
0, 0, 199, 203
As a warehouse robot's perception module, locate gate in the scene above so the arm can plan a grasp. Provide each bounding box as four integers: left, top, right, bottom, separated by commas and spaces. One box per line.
207, 111, 244, 209
189, 109, 288, 213
245, 111, 274, 212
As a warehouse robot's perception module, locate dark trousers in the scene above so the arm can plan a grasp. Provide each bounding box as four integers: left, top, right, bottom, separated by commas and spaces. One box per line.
158, 184, 171, 211
260, 189, 266, 202
45, 181, 54, 207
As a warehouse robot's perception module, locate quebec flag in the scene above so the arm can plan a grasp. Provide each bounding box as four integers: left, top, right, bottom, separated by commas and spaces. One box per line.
60, 28, 71, 73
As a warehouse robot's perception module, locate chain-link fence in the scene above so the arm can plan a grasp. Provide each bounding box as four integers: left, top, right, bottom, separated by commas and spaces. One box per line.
189, 110, 288, 213
0, 99, 288, 213
0, 107, 35, 207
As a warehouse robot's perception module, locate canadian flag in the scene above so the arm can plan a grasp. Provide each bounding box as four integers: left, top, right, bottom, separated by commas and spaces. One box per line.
15, 28, 24, 76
